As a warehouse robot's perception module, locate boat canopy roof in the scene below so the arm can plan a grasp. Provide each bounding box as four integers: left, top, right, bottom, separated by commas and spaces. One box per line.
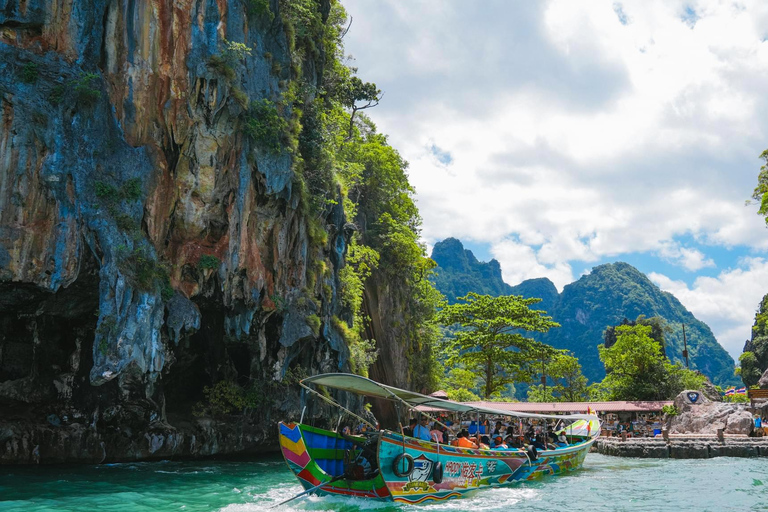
301, 373, 596, 421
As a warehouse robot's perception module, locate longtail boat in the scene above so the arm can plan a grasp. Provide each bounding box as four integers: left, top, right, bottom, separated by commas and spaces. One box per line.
278, 373, 600, 505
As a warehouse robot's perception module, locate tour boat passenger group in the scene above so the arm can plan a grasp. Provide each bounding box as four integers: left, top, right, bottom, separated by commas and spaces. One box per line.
277, 373, 600, 505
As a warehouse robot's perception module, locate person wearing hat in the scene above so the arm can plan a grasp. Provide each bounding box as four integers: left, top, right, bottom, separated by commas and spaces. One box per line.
556, 431, 568, 447
492, 435, 508, 450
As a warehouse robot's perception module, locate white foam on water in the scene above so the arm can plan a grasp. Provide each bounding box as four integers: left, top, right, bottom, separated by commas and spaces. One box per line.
221, 483, 541, 512
408, 487, 539, 511
219, 485, 403, 512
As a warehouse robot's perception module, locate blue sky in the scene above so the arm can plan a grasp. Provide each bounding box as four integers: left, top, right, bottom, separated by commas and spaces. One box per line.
342, 0, 768, 360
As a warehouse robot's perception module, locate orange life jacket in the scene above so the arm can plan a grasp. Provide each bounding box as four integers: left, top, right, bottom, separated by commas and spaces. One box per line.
456, 437, 478, 448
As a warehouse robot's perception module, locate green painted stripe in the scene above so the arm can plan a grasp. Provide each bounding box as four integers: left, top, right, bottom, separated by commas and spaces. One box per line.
299, 424, 340, 438
307, 448, 358, 460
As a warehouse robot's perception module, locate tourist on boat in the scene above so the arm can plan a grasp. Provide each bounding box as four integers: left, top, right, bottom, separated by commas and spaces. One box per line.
492, 435, 508, 450
557, 432, 568, 447
531, 434, 547, 451
453, 430, 478, 448
413, 417, 432, 441
430, 424, 444, 443
493, 421, 504, 436
478, 435, 491, 449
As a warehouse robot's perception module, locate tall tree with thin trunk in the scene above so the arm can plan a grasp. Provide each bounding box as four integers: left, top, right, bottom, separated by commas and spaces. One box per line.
439, 293, 560, 399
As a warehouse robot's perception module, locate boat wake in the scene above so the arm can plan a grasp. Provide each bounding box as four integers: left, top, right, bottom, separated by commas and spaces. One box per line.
219, 484, 539, 512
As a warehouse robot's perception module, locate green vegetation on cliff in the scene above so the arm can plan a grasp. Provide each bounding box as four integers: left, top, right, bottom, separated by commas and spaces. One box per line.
549, 262, 736, 386
739, 293, 768, 387
751, 149, 768, 224
278, 0, 443, 385
740, 150, 768, 387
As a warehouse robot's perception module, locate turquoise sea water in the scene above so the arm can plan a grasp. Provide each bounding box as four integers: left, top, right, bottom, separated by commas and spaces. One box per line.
1, 454, 766, 512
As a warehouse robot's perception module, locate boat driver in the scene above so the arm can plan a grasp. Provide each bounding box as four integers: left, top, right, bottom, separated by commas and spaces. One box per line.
413, 416, 432, 441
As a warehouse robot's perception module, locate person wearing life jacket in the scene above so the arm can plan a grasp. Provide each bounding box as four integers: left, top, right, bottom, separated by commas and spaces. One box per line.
452, 430, 478, 449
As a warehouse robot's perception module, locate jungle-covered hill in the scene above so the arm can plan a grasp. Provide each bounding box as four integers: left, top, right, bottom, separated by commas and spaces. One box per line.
430, 238, 738, 386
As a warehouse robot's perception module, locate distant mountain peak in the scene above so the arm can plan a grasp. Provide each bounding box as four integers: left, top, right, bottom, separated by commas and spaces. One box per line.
430, 238, 512, 303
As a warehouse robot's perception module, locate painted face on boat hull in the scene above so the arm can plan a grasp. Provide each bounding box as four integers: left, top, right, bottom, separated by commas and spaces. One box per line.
410, 454, 434, 482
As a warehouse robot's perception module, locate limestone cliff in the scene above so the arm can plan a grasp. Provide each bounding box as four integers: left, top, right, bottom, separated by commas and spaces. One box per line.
0, 0, 404, 464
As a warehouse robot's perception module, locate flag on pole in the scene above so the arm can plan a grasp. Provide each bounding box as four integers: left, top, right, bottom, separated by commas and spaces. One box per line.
735, 387, 747, 395
724, 387, 735, 396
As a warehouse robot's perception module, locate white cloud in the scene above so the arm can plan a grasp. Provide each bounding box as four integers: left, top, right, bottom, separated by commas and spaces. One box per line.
343, 0, 768, 355
491, 240, 575, 291
344, 0, 768, 258
657, 242, 715, 271
649, 258, 768, 358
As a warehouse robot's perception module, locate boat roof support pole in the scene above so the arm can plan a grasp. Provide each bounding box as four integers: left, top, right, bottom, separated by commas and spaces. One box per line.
299, 382, 377, 430
377, 385, 453, 432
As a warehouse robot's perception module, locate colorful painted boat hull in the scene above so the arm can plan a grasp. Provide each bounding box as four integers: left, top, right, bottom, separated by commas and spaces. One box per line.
378, 431, 594, 504
278, 421, 596, 505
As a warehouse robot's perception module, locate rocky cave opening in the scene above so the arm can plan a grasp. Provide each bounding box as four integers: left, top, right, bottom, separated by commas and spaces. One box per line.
0, 258, 102, 423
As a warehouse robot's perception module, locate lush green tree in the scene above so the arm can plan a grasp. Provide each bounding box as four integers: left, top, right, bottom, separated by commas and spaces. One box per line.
603, 315, 671, 355
439, 293, 560, 399
598, 324, 705, 400
527, 353, 589, 402
337, 76, 381, 139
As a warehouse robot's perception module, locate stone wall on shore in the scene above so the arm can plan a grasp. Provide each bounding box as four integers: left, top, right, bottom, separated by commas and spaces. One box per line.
595, 437, 768, 458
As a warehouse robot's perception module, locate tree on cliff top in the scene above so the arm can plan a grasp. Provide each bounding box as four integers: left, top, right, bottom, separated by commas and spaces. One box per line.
439, 293, 560, 399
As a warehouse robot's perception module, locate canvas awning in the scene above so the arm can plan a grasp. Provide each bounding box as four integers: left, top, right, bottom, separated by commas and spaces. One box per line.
301, 373, 595, 421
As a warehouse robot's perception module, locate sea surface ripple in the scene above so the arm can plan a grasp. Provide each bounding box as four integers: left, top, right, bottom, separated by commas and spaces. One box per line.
1, 454, 765, 512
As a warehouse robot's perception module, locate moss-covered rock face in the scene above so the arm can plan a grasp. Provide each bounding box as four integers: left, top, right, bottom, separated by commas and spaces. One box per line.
0, 0, 443, 463
740, 293, 768, 388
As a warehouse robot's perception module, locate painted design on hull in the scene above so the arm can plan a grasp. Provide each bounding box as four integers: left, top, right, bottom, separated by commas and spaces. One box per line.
377, 431, 595, 504
278, 422, 391, 501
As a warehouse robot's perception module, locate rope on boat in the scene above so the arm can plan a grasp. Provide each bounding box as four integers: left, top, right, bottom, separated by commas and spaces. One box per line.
520, 448, 532, 466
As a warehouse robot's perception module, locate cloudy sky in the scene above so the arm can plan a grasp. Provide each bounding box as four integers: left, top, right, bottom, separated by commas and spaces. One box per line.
342, 0, 768, 360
